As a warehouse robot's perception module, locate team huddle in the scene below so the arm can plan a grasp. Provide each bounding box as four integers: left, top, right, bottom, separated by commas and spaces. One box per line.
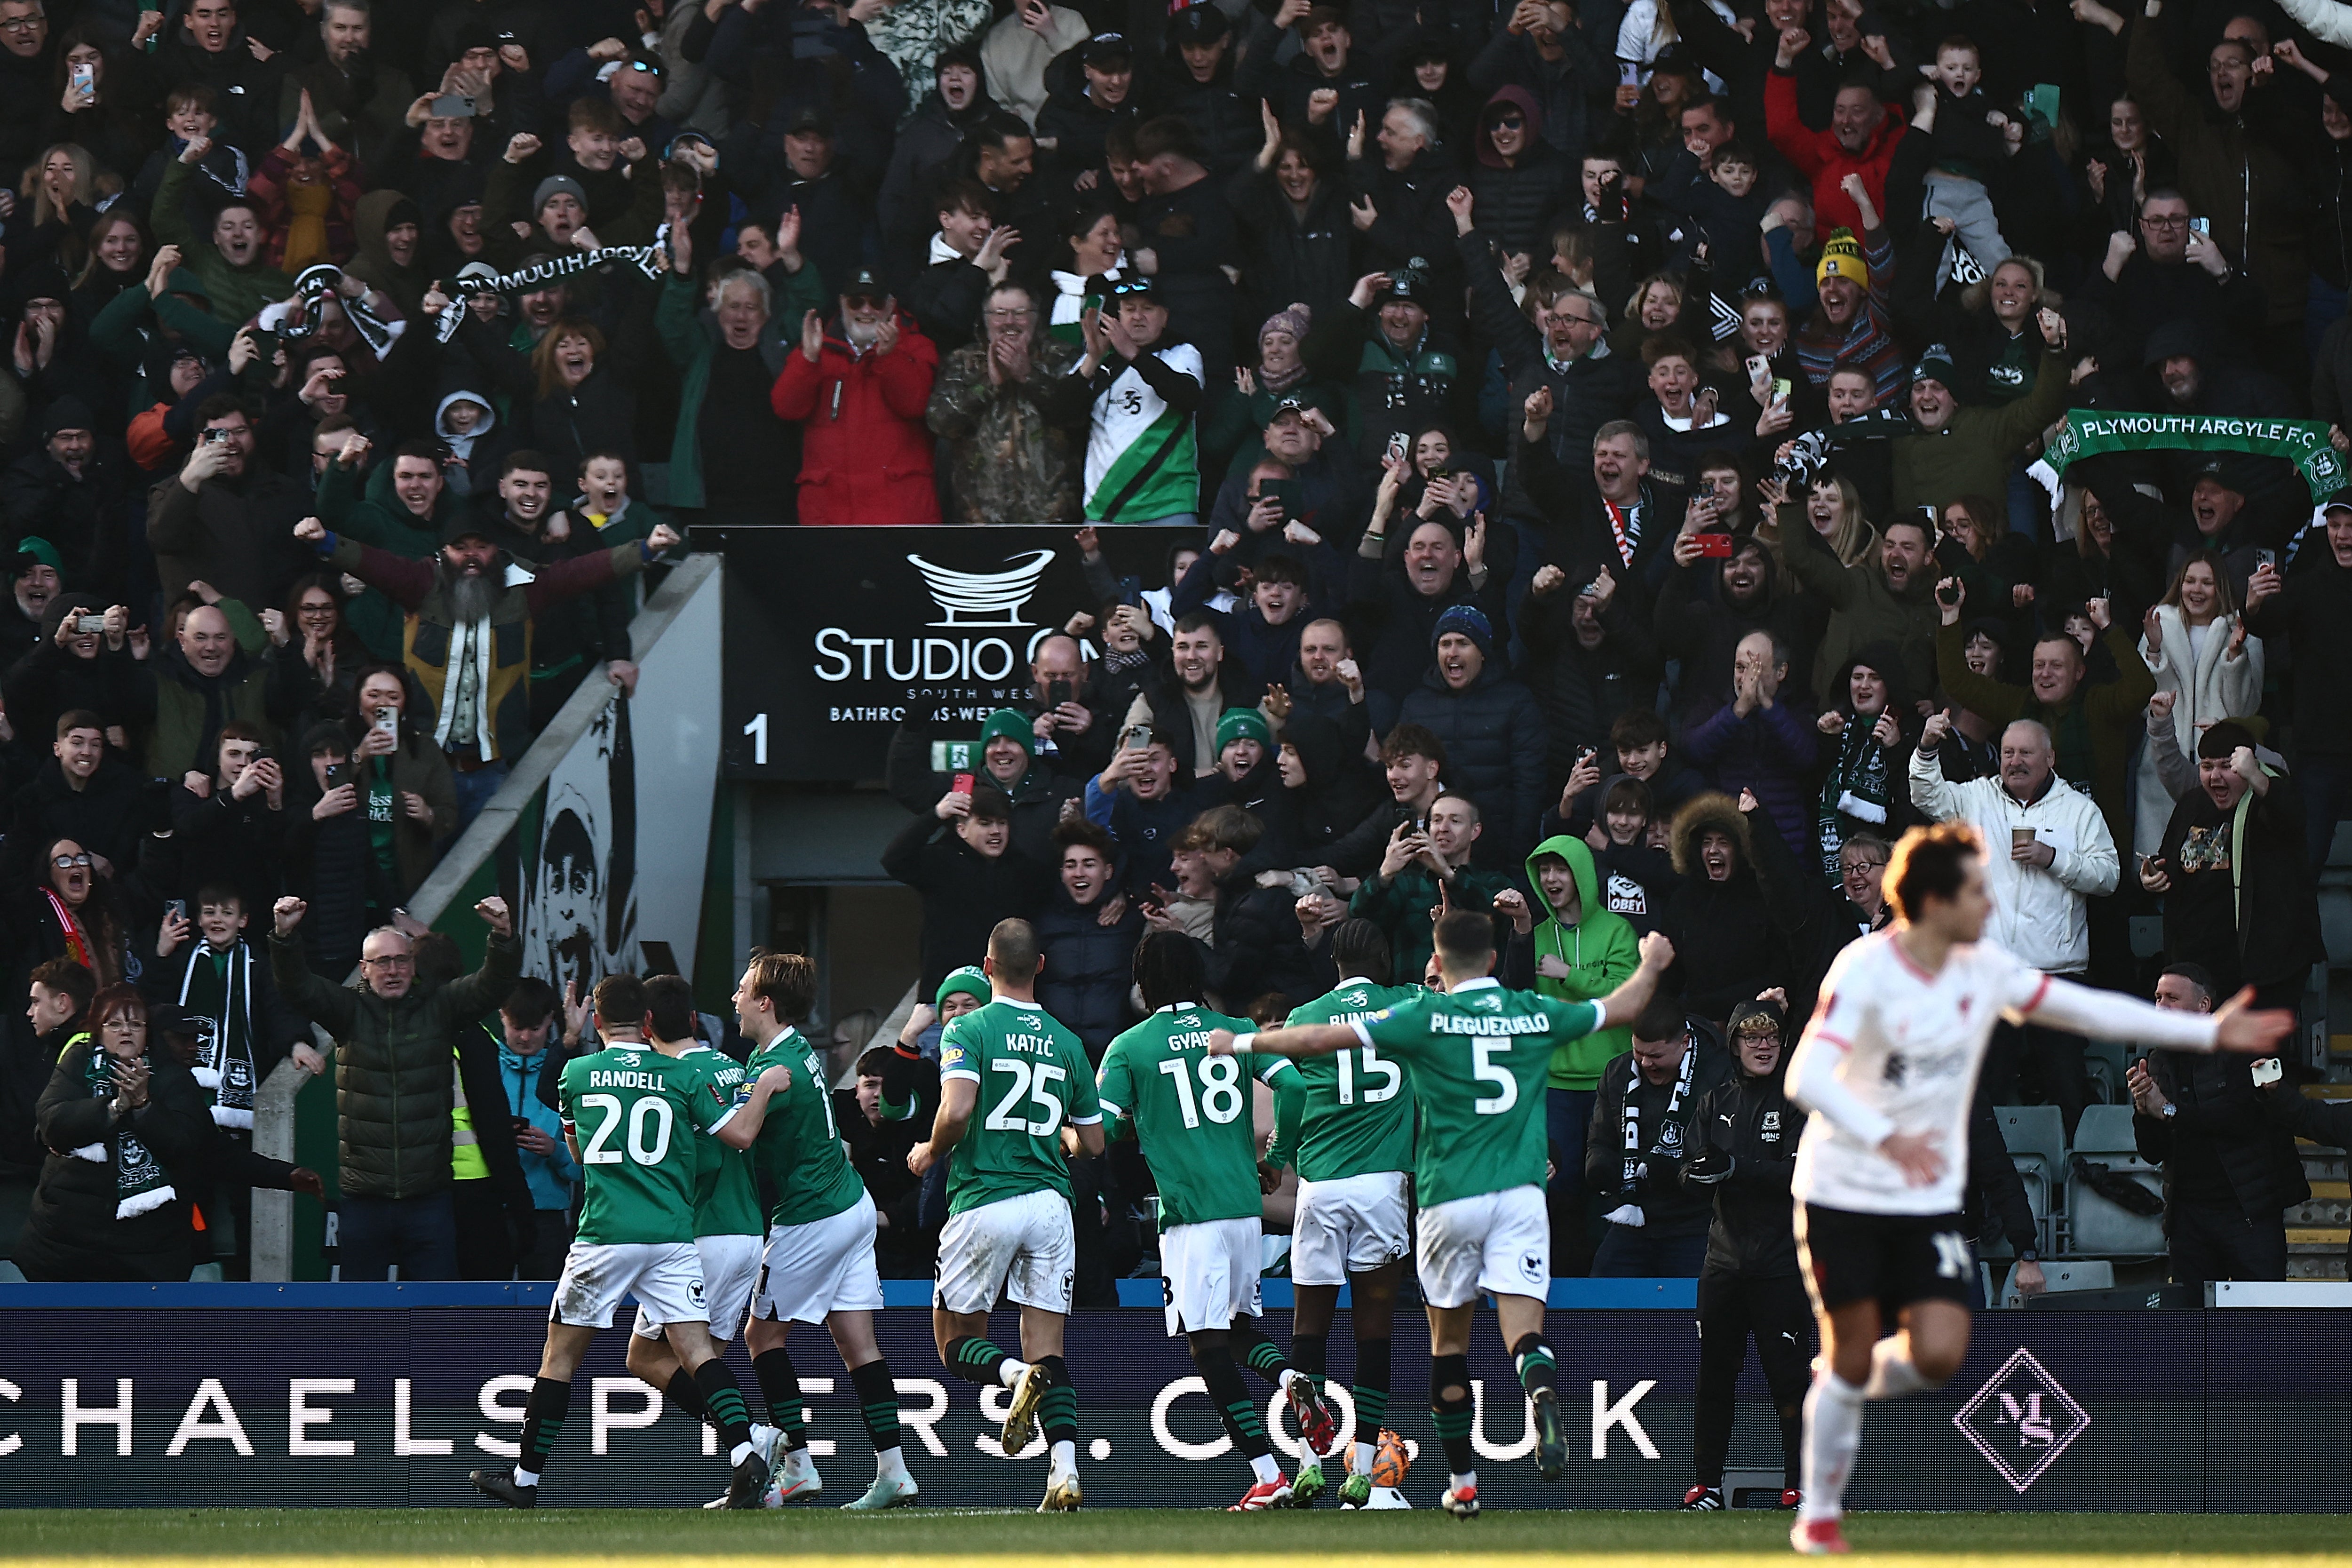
469, 821, 2289, 1542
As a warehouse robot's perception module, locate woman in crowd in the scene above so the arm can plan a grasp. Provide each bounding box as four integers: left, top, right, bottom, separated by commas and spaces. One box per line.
346, 663, 460, 895
2132, 550, 2263, 860
18, 986, 317, 1281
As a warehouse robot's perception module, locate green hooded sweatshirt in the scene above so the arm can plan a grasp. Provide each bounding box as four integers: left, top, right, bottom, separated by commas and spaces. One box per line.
1525, 834, 1640, 1091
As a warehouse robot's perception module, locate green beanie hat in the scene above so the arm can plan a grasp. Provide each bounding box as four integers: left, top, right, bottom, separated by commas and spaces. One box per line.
1215, 707, 1272, 756
978, 708, 1035, 757
935, 965, 990, 1011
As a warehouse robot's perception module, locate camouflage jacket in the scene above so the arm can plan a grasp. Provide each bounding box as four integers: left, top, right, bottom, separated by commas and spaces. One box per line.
924, 334, 1090, 525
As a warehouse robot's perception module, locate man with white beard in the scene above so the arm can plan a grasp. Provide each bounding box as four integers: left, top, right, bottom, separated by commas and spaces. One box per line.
293, 509, 679, 832
771, 266, 943, 526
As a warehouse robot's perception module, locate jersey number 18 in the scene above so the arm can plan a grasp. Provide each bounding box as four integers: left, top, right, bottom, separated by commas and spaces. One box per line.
1160, 1054, 1243, 1128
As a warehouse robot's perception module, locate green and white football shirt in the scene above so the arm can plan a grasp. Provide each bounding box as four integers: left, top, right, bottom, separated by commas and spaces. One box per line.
1083, 343, 1203, 522
938, 998, 1102, 1216
559, 1043, 737, 1245
1353, 979, 1603, 1208
1279, 979, 1422, 1183
679, 1045, 763, 1238
743, 1026, 866, 1228
1097, 1002, 1295, 1229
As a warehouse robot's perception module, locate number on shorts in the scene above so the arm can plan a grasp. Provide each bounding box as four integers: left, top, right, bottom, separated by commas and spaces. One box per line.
985, 1058, 1067, 1136
579, 1092, 673, 1166
1472, 1039, 1517, 1115
1336, 1044, 1401, 1106
1931, 1230, 1971, 1280
1159, 1054, 1245, 1128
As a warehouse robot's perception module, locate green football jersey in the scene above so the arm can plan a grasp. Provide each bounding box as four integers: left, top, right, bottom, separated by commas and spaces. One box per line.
938, 998, 1103, 1217
1097, 1003, 1295, 1230
680, 1046, 763, 1237
559, 1043, 736, 1245
1280, 979, 1422, 1183
744, 1026, 866, 1228
1355, 978, 1601, 1208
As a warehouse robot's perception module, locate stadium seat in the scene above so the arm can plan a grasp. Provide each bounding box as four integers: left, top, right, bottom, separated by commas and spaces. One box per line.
1994, 1105, 2066, 1255
2065, 1104, 2167, 1258
2082, 1038, 2130, 1108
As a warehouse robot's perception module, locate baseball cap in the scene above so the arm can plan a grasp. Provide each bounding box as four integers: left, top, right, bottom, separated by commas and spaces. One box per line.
1169, 5, 1230, 42
1081, 31, 1132, 66
783, 103, 834, 136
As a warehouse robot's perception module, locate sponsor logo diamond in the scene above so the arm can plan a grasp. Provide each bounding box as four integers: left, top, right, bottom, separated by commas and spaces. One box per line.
1953, 1346, 2090, 1493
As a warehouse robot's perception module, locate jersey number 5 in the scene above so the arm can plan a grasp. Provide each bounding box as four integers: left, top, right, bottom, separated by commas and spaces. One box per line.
1335, 1045, 1401, 1106
1472, 1039, 1518, 1115
1160, 1054, 1244, 1128
985, 1059, 1067, 1136
578, 1093, 674, 1165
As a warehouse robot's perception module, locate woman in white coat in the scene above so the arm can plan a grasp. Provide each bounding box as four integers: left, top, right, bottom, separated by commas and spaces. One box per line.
2132, 549, 2263, 859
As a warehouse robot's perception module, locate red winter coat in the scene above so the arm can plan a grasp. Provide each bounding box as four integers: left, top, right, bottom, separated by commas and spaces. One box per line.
768, 314, 942, 525
1764, 68, 1907, 242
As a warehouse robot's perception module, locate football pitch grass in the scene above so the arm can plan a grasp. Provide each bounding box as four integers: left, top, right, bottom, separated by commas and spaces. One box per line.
0, 1510, 2346, 1566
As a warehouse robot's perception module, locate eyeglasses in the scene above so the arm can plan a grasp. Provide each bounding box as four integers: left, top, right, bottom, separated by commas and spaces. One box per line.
1491, 113, 1525, 129
842, 293, 883, 310
1841, 858, 1887, 875
985, 306, 1035, 320
298, 600, 337, 615
0, 16, 44, 32
51, 853, 91, 869
2141, 214, 2191, 229
361, 954, 414, 968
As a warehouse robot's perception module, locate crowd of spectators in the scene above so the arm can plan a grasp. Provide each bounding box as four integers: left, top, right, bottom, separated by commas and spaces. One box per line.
0, 0, 2350, 1289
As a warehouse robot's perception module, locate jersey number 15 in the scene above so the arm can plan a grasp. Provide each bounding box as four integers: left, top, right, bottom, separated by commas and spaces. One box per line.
1335, 1044, 1400, 1106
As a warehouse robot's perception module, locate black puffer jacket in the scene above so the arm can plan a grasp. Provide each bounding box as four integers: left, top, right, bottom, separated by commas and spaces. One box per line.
20, 1036, 301, 1281
1034, 886, 1143, 1062
2135, 1049, 2310, 1220
1683, 1067, 1806, 1276
1465, 86, 1571, 258
1396, 661, 1549, 869
268, 930, 522, 1201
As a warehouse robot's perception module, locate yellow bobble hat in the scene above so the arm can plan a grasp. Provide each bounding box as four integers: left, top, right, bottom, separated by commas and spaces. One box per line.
1816, 227, 1868, 290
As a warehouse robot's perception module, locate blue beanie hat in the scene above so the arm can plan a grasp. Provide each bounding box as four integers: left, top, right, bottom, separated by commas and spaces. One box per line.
1432, 604, 1495, 658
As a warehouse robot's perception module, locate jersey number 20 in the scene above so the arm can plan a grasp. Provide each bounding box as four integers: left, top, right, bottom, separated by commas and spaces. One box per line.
1160, 1054, 1244, 1128
578, 1093, 674, 1165
985, 1059, 1068, 1136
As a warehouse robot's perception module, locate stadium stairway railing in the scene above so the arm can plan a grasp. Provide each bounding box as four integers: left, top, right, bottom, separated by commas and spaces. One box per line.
246, 556, 723, 1282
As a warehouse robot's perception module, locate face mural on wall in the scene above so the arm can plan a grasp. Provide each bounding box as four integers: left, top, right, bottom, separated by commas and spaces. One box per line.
521, 696, 638, 1001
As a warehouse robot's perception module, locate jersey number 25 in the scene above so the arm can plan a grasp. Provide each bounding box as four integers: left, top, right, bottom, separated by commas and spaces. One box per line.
985, 1059, 1068, 1136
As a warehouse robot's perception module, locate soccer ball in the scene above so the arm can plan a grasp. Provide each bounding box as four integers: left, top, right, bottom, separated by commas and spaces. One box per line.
1369, 1428, 1411, 1488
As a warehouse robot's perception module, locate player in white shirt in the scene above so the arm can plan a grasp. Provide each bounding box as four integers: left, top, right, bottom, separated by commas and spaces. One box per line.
1782, 821, 2291, 1555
